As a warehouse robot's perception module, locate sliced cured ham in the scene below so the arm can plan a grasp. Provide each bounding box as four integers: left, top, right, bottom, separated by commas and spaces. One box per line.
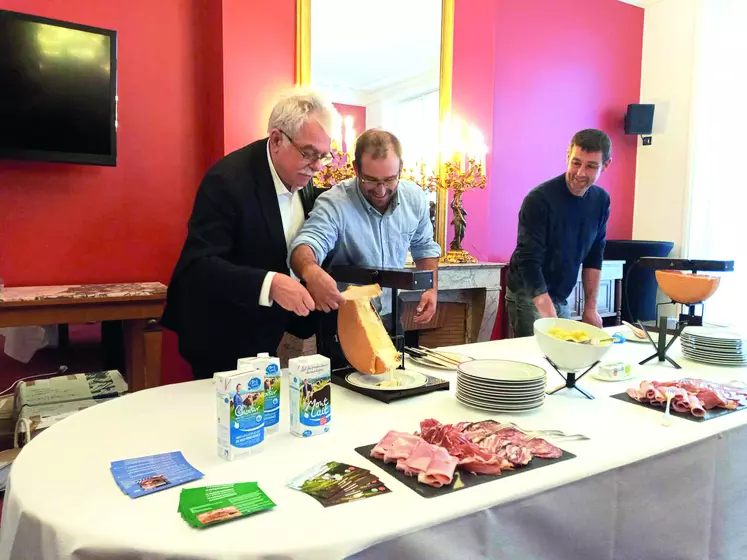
372, 418, 567, 489
383, 434, 419, 463
417, 447, 458, 487
628, 379, 746, 417
397, 440, 436, 476
371, 430, 415, 459
687, 393, 706, 417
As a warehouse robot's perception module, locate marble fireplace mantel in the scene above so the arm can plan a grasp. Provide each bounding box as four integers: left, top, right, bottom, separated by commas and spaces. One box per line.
401, 262, 506, 343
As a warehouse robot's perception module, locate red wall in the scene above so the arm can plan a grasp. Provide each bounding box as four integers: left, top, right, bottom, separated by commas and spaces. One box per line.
0, 0, 296, 384
453, 0, 643, 266
449, 0, 643, 339
222, 0, 295, 153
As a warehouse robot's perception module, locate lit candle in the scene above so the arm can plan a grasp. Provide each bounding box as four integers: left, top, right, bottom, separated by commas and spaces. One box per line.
343, 115, 355, 157
332, 113, 343, 153
467, 126, 486, 170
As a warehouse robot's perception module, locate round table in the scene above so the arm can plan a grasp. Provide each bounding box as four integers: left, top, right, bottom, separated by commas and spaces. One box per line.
2, 334, 747, 559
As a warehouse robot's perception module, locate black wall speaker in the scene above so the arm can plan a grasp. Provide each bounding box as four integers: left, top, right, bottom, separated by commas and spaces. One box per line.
625, 104, 655, 135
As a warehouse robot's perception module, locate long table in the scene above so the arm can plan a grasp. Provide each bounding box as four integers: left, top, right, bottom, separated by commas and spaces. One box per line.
1, 331, 746, 559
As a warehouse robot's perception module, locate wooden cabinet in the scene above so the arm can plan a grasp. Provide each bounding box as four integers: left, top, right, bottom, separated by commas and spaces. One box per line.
568, 260, 624, 325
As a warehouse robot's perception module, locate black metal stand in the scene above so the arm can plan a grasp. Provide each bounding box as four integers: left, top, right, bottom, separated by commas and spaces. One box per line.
545, 357, 599, 400
638, 300, 703, 369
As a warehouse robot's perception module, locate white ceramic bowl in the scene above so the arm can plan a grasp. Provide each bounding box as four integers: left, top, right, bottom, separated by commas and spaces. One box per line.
533, 317, 612, 371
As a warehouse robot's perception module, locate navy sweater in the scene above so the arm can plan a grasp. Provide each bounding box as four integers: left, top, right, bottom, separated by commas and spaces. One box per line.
507, 174, 610, 303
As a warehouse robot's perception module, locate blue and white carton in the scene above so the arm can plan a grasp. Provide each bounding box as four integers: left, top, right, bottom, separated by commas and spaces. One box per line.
237, 353, 281, 434
215, 368, 265, 460
288, 355, 331, 438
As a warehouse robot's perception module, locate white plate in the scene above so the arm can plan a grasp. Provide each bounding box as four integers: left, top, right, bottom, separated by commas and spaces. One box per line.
681, 345, 746, 359
681, 334, 744, 346
345, 370, 428, 391
456, 391, 545, 406
681, 343, 747, 357
457, 360, 546, 382
406, 351, 472, 370
457, 376, 547, 395
681, 340, 745, 353
456, 393, 545, 412
682, 326, 747, 342
456, 386, 545, 401
590, 372, 636, 382
457, 372, 546, 388
456, 376, 547, 390
456, 383, 546, 399
621, 330, 674, 344
681, 350, 747, 365
682, 355, 747, 367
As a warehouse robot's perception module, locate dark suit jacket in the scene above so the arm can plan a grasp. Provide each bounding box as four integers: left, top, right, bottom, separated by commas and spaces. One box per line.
161, 138, 325, 376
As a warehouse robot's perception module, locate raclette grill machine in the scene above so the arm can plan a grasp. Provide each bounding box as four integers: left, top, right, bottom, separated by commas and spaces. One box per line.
315, 265, 450, 403
637, 257, 734, 369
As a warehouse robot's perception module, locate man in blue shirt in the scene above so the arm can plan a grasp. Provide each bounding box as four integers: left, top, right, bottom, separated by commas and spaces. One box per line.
289, 129, 442, 325
506, 129, 612, 338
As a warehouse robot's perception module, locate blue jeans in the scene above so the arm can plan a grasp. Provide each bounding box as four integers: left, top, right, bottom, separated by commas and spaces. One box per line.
505, 288, 570, 338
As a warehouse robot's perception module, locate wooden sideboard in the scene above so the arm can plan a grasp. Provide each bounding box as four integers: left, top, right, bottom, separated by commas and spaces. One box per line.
567, 260, 624, 325
0, 283, 166, 391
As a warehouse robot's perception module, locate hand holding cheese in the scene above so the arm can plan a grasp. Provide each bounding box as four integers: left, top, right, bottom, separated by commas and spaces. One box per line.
337, 284, 402, 375
303, 265, 343, 313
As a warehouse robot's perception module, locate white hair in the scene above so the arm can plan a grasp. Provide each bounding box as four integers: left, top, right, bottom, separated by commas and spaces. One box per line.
267, 87, 338, 138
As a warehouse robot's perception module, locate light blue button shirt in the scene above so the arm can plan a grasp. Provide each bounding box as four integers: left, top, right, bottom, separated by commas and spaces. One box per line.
289, 178, 442, 315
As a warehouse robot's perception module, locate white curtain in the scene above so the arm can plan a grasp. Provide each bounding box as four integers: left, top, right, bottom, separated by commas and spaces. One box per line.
686, 0, 747, 330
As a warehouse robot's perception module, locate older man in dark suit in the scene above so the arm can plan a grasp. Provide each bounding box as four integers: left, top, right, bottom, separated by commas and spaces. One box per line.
162, 88, 337, 379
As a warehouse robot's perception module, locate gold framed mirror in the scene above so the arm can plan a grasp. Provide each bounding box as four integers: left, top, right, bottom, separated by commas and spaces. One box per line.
296, 0, 454, 255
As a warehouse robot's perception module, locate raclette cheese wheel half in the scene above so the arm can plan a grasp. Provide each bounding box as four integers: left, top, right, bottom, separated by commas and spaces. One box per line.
337, 284, 401, 375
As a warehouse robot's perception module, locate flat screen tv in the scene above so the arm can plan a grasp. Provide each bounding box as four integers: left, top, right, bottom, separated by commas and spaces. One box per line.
0, 10, 117, 166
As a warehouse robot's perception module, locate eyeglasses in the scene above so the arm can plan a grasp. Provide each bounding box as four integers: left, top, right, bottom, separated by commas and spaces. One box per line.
359, 174, 400, 188
279, 130, 332, 166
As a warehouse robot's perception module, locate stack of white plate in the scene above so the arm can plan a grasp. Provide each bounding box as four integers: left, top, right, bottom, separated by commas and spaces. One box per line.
456, 359, 547, 412
681, 327, 747, 367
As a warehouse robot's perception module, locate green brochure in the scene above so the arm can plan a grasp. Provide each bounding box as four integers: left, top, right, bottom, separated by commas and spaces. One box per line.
178, 482, 275, 528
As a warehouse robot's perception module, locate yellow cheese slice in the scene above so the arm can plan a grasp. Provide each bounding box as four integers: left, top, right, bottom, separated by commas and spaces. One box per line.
339, 283, 383, 301
337, 284, 401, 375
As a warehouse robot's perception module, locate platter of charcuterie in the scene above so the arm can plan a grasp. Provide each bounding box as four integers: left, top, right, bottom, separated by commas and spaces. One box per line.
355, 418, 576, 498
611, 378, 747, 422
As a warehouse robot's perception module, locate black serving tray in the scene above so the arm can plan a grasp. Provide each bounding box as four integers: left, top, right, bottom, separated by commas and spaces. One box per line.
610, 392, 747, 422
332, 371, 449, 403
354, 443, 576, 498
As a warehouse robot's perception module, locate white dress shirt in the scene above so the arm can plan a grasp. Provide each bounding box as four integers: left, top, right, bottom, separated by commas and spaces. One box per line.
259, 141, 305, 306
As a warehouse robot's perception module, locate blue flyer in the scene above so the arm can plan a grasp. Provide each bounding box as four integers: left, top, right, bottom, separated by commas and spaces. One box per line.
110, 451, 203, 498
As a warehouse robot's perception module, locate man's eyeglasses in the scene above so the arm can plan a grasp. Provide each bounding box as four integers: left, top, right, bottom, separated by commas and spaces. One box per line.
279, 130, 332, 166
359, 175, 400, 188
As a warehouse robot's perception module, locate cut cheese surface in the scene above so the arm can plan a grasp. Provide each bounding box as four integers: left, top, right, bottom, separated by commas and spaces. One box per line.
340, 284, 383, 301
337, 284, 401, 375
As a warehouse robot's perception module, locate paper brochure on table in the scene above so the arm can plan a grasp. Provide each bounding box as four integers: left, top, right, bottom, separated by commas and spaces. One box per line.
178, 483, 275, 528
287, 460, 391, 507
110, 451, 203, 498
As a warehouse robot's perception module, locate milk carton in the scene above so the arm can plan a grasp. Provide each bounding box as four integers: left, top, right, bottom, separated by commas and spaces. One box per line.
288, 354, 331, 438
215, 368, 265, 460
238, 353, 281, 434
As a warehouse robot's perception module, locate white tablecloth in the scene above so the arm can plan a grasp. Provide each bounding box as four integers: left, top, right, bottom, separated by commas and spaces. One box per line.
2, 331, 747, 559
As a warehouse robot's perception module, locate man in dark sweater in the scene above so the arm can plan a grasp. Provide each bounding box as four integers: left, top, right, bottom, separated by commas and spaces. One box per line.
506, 129, 612, 337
